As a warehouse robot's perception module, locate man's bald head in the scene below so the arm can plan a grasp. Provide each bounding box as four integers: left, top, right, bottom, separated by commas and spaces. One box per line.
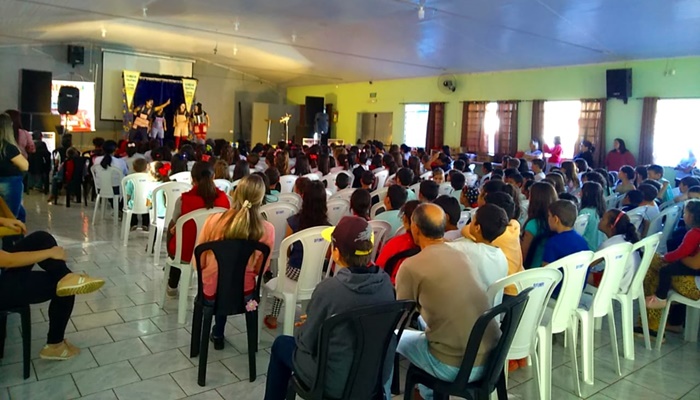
412, 203, 446, 240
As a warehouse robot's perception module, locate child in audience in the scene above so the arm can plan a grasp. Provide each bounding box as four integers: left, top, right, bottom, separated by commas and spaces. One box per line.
558, 192, 579, 210
360, 170, 374, 191
213, 160, 229, 180
502, 183, 524, 225
689, 185, 700, 199
635, 166, 648, 187
596, 209, 641, 293
350, 189, 371, 220
418, 180, 439, 203
647, 165, 674, 203
673, 176, 700, 203
646, 200, 700, 309
637, 184, 661, 235
543, 200, 590, 295
480, 162, 493, 185
574, 159, 590, 181
560, 161, 580, 193
522, 182, 558, 269
449, 171, 465, 202
522, 180, 535, 200
532, 159, 546, 182
545, 172, 566, 194
334, 172, 350, 192
196, 175, 275, 349
579, 182, 606, 250
125, 158, 151, 230
254, 172, 277, 204
293, 176, 310, 197
47, 147, 81, 205
621, 190, 643, 212
265, 167, 281, 197
616, 166, 636, 194
432, 168, 445, 184
376, 185, 407, 234
376, 200, 420, 284
231, 159, 250, 182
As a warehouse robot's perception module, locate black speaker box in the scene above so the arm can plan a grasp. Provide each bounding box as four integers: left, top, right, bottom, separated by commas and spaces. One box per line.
606, 68, 632, 103
305, 96, 324, 137
67, 45, 84, 67
57, 86, 80, 115
20, 69, 52, 113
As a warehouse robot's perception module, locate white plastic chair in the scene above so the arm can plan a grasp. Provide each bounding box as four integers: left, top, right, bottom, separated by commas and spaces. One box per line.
277, 193, 302, 209
147, 182, 192, 266
537, 251, 595, 400
486, 268, 563, 393
671, 187, 681, 197
260, 226, 331, 336
627, 206, 648, 231
92, 165, 124, 225
330, 188, 356, 202
260, 202, 300, 267
384, 173, 396, 188
170, 171, 192, 184
337, 170, 354, 188
228, 164, 236, 179
409, 182, 421, 195
438, 183, 454, 196
370, 187, 389, 207
646, 205, 681, 254
657, 291, 700, 350
370, 203, 386, 219
573, 214, 589, 236
161, 207, 228, 324
613, 233, 660, 360
420, 171, 432, 181
322, 173, 338, 195
456, 210, 472, 231
214, 179, 232, 194
368, 220, 392, 263
659, 200, 676, 211
303, 173, 320, 181
279, 175, 298, 193
374, 169, 389, 190
327, 199, 351, 225
230, 179, 242, 193
394, 226, 406, 237
464, 172, 478, 187
120, 173, 157, 246
576, 242, 632, 385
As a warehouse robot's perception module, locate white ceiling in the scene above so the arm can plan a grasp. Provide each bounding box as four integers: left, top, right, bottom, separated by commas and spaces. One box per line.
2, 0, 700, 87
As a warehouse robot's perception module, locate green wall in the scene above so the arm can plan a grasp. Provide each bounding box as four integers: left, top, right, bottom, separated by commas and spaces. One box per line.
287, 57, 700, 156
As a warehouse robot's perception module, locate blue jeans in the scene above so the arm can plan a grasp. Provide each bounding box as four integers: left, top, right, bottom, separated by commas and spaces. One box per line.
397, 330, 484, 400
0, 175, 26, 222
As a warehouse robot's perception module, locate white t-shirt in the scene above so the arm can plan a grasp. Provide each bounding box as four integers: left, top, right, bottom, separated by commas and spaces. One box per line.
447, 238, 508, 306
443, 229, 463, 242
94, 156, 129, 187
597, 235, 641, 293
125, 154, 146, 174
534, 171, 546, 182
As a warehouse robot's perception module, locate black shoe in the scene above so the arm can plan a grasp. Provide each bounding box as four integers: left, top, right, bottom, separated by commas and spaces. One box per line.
210, 335, 224, 350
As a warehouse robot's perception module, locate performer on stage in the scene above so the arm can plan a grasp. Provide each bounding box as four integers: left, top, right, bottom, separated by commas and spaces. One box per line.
131, 98, 170, 142
191, 102, 210, 144
151, 109, 166, 146
173, 103, 189, 149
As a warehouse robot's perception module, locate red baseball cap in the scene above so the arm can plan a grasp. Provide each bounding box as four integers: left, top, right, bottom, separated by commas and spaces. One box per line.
322, 216, 374, 256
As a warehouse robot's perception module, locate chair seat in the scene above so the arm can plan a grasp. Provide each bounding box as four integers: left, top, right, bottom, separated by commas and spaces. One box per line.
668, 290, 700, 307
264, 277, 278, 292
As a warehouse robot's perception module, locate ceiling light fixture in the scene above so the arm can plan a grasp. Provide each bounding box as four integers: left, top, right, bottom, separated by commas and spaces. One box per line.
142, 7, 148, 17
233, 44, 238, 56
101, 27, 107, 38
418, 5, 425, 20
234, 19, 240, 31
291, 33, 297, 43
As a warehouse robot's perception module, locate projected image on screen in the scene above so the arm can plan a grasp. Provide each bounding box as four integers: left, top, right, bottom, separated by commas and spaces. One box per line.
51, 80, 95, 132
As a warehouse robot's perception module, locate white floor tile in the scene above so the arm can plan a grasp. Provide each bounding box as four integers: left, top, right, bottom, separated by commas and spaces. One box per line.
90, 338, 152, 366
72, 361, 140, 396
129, 349, 195, 380
113, 375, 185, 400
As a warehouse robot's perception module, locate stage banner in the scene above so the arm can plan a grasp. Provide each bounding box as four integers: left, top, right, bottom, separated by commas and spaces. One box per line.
182, 78, 197, 111
123, 70, 140, 109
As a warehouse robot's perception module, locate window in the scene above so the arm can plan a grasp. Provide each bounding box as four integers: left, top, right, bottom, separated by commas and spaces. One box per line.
543, 100, 581, 159
653, 99, 700, 166
403, 104, 430, 148
484, 102, 500, 155
462, 101, 500, 155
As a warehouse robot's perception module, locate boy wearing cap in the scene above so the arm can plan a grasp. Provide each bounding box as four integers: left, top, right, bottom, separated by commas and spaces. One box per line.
264, 216, 395, 400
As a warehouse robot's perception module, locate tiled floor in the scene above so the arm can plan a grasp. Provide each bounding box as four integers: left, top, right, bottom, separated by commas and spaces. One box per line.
1, 193, 700, 399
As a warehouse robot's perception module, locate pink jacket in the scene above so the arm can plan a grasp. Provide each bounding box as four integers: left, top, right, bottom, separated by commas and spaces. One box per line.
195, 211, 275, 299
17, 129, 35, 158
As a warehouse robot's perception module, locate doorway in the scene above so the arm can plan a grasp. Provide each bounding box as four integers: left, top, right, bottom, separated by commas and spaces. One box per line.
357, 112, 393, 144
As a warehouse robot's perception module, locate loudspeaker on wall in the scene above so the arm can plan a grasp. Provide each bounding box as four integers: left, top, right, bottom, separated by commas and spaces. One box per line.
606, 68, 632, 104
67, 45, 84, 67
57, 86, 80, 115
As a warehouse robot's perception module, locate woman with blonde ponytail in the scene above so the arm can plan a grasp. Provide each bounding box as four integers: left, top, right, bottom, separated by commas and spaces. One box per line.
196, 174, 275, 349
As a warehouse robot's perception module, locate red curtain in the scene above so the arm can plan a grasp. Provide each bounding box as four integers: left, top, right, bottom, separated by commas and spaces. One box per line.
462, 101, 488, 154
495, 101, 519, 156
638, 97, 658, 165
577, 99, 606, 168
531, 100, 545, 147
425, 102, 445, 149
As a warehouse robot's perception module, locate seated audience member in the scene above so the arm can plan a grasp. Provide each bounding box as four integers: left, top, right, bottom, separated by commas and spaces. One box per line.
376, 185, 408, 234
254, 172, 277, 204
0, 223, 104, 360
432, 168, 445, 184
635, 165, 648, 187
264, 217, 394, 400
545, 172, 566, 194
502, 183, 524, 225
635, 184, 661, 235
350, 189, 371, 220
674, 176, 700, 203
418, 180, 439, 203
480, 162, 493, 186
293, 176, 310, 197
334, 172, 350, 191
450, 171, 466, 203
522, 182, 558, 269
596, 209, 641, 293
647, 164, 674, 203
476, 179, 506, 207
615, 166, 636, 194
532, 159, 546, 182
125, 158, 151, 229
434, 195, 462, 241
453, 159, 466, 173
522, 180, 535, 200
505, 173, 524, 193
574, 159, 590, 180
376, 200, 420, 284
507, 158, 521, 171
350, 152, 367, 188
621, 190, 643, 212
558, 192, 579, 211
265, 167, 281, 196
360, 170, 375, 191
542, 200, 590, 294
232, 159, 250, 182
396, 204, 500, 400
397, 168, 418, 201
523, 140, 543, 161
578, 182, 606, 251
646, 200, 700, 310
491, 169, 504, 180
47, 147, 81, 205
690, 186, 700, 199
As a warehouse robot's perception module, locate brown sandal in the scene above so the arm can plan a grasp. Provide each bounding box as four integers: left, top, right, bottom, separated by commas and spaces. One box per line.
264, 315, 278, 330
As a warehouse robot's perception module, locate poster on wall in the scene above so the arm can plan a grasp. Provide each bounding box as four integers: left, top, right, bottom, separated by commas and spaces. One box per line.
51, 80, 96, 132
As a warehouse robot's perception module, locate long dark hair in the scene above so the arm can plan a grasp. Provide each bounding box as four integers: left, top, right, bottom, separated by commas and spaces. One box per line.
232, 160, 250, 181
581, 140, 595, 153
299, 181, 330, 230
100, 140, 117, 170
525, 182, 558, 233
191, 161, 219, 209
606, 209, 639, 244
615, 138, 628, 154
318, 153, 330, 176
295, 154, 311, 176
580, 181, 606, 218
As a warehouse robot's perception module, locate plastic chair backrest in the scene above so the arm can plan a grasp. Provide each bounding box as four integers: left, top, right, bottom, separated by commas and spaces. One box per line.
303, 173, 321, 181
214, 179, 232, 194
260, 202, 299, 259
322, 173, 338, 194
409, 182, 421, 194
279, 175, 298, 193
370, 187, 389, 206
486, 269, 562, 359
384, 174, 396, 188
277, 193, 302, 209
368, 220, 392, 261
370, 203, 386, 219
295, 301, 416, 399
464, 172, 478, 188
545, 251, 594, 333
330, 188, 356, 202
659, 200, 676, 212
457, 210, 472, 230
94, 165, 123, 198
230, 179, 242, 193
151, 182, 192, 226
589, 242, 633, 317
438, 183, 454, 196
121, 173, 157, 214
327, 199, 351, 225
394, 226, 406, 237
170, 171, 192, 184
173, 207, 227, 264
278, 226, 331, 299
627, 206, 648, 230
228, 164, 236, 179
420, 171, 432, 181
374, 170, 389, 190
337, 170, 354, 188
626, 233, 661, 297
605, 195, 617, 210
573, 214, 589, 236
648, 205, 681, 243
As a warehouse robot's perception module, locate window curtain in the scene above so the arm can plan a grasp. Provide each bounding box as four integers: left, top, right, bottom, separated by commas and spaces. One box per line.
425, 102, 445, 149
461, 101, 488, 154
530, 100, 545, 147
495, 101, 519, 156
639, 97, 658, 166
577, 99, 606, 168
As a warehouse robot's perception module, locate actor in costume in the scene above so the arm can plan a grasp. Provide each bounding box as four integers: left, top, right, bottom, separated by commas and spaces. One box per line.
191, 102, 210, 144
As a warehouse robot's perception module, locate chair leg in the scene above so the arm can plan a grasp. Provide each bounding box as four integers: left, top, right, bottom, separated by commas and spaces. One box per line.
607, 311, 621, 376
245, 311, 258, 382
92, 197, 100, 225
257, 290, 267, 345
282, 293, 297, 336
178, 267, 191, 325
580, 314, 594, 385
496, 373, 508, 400
0, 313, 7, 358
20, 308, 31, 379
122, 211, 131, 247
536, 327, 552, 400
656, 301, 672, 351
391, 354, 401, 395
160, 264, 171, 310
153, 228, 164, 266
637, 295, 652, 351
619, 297, 635, 360
146, 224, 155, 254
190, 303, 203, 358
197, 310, 213, 387
685, 307, 700, 342
403, 369, 415, 400
566, 324, 582, 397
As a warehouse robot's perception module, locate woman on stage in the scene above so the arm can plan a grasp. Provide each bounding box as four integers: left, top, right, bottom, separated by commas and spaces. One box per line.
131, 99, 170, 143
173, 103, 189, 149
191, 102, 210, 144
151, 109, 166, 146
